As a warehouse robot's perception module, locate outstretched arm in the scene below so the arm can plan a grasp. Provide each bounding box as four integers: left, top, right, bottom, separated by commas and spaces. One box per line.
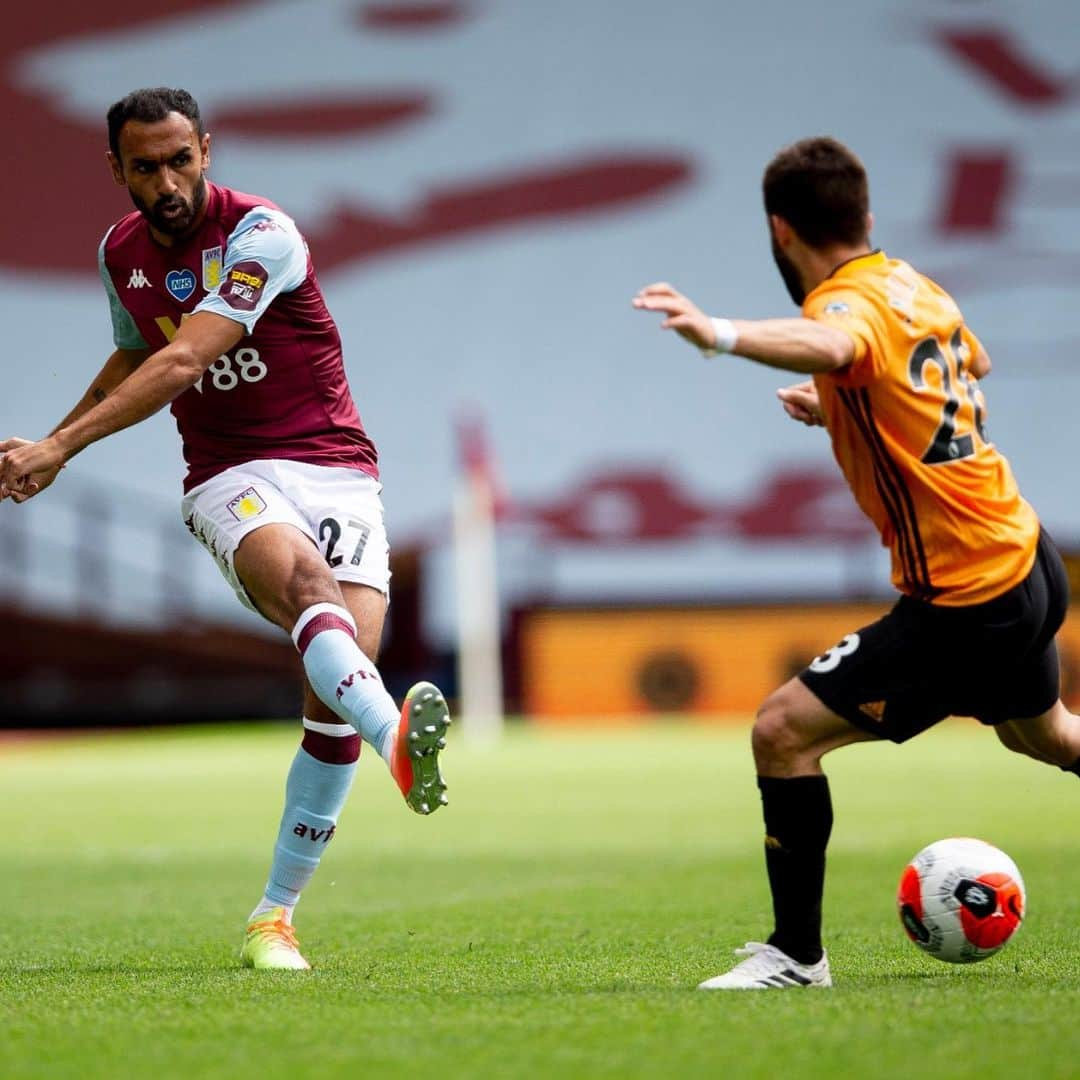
50, 346, 153, 434
632, 282, 854, 374
0, 312, 243, 500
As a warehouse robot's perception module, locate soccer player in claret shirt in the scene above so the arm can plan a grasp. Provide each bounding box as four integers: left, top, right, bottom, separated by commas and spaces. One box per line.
0, 87, 452, 970
633, 136, 1080, 990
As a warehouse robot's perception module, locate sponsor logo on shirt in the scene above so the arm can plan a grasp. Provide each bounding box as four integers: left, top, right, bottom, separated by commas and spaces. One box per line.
127, 268, 151, 289
220, 259, 269, 312
226, 486, 268, 522
823, 301, 850, 315
202, 246, 223, 291
165, 268, 197, 303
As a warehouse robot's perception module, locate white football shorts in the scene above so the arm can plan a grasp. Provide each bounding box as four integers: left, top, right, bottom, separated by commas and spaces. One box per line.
180, 459, 391, 613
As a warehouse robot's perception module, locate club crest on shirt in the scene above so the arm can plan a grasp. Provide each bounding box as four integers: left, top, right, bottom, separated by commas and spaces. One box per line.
202, 246, 223, 292
221, 259, 269, 312
226, 486, 268, 522
165, 268, 197, 303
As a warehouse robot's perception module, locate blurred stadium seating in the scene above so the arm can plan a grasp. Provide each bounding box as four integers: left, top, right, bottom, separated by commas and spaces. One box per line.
1, 1, 1076, 724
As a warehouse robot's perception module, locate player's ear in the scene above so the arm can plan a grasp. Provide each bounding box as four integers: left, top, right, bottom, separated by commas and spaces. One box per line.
769, 214, 793, 248
866, 210, 874, 238
200, 131, 211, 171
106, 150, 125, 187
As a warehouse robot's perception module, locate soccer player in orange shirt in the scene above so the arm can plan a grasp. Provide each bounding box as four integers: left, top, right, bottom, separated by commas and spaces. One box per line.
633, 136, 1079, 990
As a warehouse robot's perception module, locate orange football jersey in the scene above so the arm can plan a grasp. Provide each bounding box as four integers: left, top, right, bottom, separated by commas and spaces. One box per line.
803, 250, 1039, 606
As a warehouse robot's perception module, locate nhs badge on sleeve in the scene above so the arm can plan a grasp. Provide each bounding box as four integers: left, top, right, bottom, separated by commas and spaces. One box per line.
202, 246, 223, 292
165, 268, 197, 303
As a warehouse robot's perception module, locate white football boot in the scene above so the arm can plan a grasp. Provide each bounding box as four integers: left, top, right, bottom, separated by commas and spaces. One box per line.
698, 941, 832, 990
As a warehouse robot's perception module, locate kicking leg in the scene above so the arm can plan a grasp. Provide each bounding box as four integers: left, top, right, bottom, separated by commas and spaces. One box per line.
233, 523, 450, 810
337, 581, 451, 814
235, 524, 401, 758
700, 677, 877, 990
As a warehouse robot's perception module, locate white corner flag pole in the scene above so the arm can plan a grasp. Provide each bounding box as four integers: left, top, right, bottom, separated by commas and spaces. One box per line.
453, 462, 504, 744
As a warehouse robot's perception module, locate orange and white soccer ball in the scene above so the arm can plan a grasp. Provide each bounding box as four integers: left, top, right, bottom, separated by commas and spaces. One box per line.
897, 838, 1025, 963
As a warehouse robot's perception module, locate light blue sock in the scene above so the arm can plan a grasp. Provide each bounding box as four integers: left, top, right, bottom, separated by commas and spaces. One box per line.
291, 603, 398, 758
258, 720, 361, 914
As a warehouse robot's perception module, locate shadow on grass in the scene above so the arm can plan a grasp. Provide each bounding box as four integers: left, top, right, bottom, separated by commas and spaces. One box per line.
6, 958, 1051, 999
848, 968, 1024, 988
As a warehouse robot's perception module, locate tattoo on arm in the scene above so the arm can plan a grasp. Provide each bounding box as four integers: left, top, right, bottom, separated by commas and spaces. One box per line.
92, 388, 107, 404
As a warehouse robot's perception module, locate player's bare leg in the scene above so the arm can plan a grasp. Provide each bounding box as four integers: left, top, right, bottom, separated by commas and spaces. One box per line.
750, 677, 879, 777
993, 718, 1059, 764
998, 699, 1080, 776
700, 678, 876, 990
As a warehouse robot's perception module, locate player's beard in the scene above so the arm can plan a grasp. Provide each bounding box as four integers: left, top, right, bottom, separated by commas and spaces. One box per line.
133, 177, 207, 238
771, 236, 806, 306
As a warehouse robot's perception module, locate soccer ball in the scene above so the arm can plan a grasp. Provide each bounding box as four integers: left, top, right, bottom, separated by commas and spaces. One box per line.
897, 837, 1025, 964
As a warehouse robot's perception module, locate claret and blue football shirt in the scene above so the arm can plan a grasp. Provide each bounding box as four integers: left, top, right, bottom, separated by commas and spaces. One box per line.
98, 182, 379, 492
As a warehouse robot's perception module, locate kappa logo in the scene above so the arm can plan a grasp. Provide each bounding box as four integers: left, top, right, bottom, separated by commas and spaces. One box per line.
165, 268, 197, 302
127, 268, 151, 288
225, 486, 268, 522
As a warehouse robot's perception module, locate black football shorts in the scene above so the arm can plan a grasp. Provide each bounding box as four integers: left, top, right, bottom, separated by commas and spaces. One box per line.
799, 529, 1070, 743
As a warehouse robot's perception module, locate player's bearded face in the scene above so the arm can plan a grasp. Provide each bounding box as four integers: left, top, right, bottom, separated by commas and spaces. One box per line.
132, 176, 207, 237
113, 114, 211, 241
771, 235, 806, 306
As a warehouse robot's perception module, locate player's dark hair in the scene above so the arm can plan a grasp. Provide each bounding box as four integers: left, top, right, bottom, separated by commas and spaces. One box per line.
107, 87, 203, 159
762, 137, 869, 248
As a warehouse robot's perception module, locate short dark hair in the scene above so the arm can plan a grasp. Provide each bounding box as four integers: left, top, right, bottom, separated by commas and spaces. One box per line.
762, 137, 869, 248
107, 87, 203, 159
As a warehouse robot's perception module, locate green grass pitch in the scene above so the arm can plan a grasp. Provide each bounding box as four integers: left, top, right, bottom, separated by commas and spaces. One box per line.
2, 721, 1078, 1078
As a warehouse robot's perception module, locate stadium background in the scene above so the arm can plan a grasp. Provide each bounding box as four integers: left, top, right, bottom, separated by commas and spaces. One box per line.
1, 0, 1078, 724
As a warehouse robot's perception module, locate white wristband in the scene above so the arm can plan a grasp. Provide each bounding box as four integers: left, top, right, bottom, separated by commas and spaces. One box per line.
700, 317, 738, 358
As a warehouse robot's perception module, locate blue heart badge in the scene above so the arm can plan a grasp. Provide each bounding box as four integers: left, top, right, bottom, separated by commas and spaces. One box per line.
165, 268, 197, 303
